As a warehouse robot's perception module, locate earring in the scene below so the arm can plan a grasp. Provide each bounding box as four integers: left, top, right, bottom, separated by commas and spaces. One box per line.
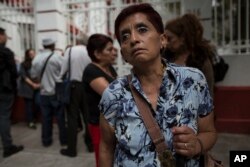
160, 46, 165, 55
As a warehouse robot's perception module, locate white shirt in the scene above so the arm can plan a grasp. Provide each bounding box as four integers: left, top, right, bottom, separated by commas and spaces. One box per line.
60, 45, 91, 82
31, 49, 63, 95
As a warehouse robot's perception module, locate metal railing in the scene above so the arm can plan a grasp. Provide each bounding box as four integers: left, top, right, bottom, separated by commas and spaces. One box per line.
61, 0, 181, 76
0, 0, 249, 62
212, 0, 250, 56
0, 0, 34, 61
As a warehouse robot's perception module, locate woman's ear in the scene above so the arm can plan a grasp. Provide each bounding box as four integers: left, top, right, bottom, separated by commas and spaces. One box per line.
160, 33, 167, 49
94, 50, 101, 60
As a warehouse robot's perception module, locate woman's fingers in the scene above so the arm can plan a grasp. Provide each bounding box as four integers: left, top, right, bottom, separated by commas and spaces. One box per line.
174, 142, 197, 158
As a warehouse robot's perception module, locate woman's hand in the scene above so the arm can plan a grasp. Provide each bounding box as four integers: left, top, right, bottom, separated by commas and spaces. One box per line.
25, 77, 40, 90
172, 126, 201, 158
32, 83, 40, 89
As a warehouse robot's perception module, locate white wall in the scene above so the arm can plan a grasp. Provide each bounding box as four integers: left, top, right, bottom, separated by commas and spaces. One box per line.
216, 55, 250, 86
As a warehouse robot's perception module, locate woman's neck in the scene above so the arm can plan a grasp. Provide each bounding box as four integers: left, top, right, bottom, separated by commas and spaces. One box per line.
133, 59, 166, 111
133, 59, 165, 87
174, 51, 189, 66
93, 62, 114, 77
93, 62, 108, 70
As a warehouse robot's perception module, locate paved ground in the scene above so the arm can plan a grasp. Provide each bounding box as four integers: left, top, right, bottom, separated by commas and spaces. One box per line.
210, 133, 250, 167
0, 122, 250, 167
0, 123, 95, 167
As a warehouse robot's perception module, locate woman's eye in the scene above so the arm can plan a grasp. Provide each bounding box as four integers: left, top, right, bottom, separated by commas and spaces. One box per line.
138, 26, 148, 33
121, 33, 130, 42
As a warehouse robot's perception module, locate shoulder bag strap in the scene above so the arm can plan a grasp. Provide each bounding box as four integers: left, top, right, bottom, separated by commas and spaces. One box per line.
68, 47, 72, 80
40, 51, 54, 80
127, 75, 168, 154
61, 47, 72, 80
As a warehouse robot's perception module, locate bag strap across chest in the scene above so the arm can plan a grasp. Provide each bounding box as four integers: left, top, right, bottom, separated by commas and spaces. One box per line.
40, 52, 54, 80
127, 75, 168, 154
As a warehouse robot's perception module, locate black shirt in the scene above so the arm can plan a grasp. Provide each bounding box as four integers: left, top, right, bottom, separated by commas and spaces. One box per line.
0, 45, 18, 93
82, 63, 117, 125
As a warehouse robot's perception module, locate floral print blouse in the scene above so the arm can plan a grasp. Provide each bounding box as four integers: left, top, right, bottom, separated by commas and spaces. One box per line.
99, 62, 213, 167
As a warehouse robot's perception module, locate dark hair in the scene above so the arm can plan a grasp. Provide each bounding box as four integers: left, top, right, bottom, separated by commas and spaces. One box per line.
43, 44, 55, 50
0, 27, 5, 35
115, 3, 164, 43
22, 49, 34, 70
165, 13, 214, 69
87, 33, 113, 62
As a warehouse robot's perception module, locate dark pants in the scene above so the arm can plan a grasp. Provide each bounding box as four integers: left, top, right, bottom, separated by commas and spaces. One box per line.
24, 98, 35, 123
40, 94, 66, 146
24, 90, 40, 123
65, 81, 92, 153
0, 93, 14, 148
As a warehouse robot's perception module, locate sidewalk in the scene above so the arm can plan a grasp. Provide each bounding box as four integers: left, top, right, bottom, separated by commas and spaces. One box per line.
0, 123, 95, 167
0, 122, 250, 167
210, 132, 250, 167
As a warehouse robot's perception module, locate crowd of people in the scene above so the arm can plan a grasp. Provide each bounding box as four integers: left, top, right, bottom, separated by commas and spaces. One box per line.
0, 3, 219, 167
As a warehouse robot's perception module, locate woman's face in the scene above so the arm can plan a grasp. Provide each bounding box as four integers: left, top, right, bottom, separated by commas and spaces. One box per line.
0, 32, 7, 45
165, 29, 184, 53
118, 13, 165, 66
29, 50, 35, 59
97, 41, 116, 65
111, 47, 118, 64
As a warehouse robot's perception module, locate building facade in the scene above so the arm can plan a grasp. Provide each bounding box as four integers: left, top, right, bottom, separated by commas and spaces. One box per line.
1, 0, 250, 133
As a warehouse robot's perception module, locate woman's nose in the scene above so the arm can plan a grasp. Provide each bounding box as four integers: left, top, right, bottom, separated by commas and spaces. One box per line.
130, 31, 139, 45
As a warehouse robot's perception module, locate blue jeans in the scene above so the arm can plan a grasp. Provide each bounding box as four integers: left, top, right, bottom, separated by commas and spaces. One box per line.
0, 93, 14, 148
40, 95, 66, 145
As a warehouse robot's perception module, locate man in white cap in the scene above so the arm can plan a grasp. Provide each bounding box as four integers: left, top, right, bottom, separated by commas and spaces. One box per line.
60, 33, 93, 157
31, 38, 66, 147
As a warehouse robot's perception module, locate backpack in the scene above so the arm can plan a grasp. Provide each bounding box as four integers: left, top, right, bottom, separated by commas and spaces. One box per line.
212, 54, 229, 82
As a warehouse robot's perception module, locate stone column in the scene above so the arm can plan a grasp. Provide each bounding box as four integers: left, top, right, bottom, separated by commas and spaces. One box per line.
34, 0, 66, 53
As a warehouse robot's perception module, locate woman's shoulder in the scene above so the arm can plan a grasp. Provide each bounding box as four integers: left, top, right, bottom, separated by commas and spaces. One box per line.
102, 76, 128, 102
168, 63, 206, 81
83, 63, 102, 82
108, 76, 128, 90
85, 63, 95, 70
84, 63, 100, 74
102, 76, 128, 96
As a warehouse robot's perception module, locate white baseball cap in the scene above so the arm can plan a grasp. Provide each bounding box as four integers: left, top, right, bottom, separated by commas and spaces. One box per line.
42, 38, 56, 46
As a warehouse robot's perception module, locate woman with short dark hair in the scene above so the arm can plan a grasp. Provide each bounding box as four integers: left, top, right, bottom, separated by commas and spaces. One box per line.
82, 33, 117, 167
99, 3, 217, 167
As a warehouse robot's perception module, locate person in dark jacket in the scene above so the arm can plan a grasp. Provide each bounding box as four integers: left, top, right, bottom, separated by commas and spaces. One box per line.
0, 27, 24, 158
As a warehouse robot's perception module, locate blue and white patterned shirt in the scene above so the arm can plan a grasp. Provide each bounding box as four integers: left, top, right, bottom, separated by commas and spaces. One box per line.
99, 62, 213, 167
